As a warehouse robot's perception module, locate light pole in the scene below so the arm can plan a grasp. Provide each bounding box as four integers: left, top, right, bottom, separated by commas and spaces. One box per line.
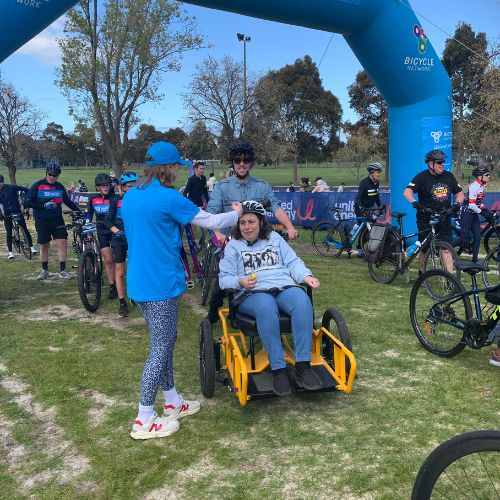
237, 32, 251, 119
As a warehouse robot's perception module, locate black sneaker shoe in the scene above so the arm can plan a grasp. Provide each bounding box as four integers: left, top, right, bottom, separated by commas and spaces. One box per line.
109, 284, 117, 299
271, 368, 291, 397
119, 302, 129, 317
295, 361, 323, 391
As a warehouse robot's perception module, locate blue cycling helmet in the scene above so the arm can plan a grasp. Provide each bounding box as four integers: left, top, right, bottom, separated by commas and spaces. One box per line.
45, 160, 61, 175
120, 171, 138, 185
367, 162, 382, 174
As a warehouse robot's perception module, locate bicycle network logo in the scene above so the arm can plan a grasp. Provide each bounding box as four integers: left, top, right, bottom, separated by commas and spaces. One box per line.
413, 24, 428, 54
430, 131, 443, 144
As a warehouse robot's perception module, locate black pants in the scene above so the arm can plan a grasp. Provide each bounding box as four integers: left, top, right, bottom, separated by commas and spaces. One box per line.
459, 209, 481, 262
3, 214, 33, 252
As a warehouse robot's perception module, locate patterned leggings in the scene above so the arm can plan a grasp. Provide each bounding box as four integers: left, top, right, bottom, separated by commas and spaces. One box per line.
137, 298, 178, 406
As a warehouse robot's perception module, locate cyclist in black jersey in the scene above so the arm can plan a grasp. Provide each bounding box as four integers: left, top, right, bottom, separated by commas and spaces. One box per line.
86, 173, 119, 298
103, 171, 138, 317
354, 163, 383, 257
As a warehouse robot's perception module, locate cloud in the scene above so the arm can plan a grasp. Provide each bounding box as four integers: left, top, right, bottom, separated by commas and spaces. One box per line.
17, 16, 66, 67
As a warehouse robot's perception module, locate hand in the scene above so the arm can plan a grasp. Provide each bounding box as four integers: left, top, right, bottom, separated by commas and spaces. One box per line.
232, 202, 243, 217
114, 230, 126, 238
214, 230, 227, 245
412, 201, 424, 210
239, 273, 257, 290
451, 203, 460, 213
482, 209, 495, 224
303, 275, 320, 289
287, 227, 299, 240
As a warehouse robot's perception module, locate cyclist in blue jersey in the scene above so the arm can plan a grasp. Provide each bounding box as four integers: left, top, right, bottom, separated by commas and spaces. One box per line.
122, 141, 242, 440
86, 173, 119, 298
0, 174, 37, 259
103, 171, 138, 317
25, 161, 81, 280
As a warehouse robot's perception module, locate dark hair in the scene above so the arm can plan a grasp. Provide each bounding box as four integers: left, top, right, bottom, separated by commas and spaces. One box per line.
194, 161, 205, 168
231, 214, 273, 241
209, 173, 215, 177
139, 164, 177, 189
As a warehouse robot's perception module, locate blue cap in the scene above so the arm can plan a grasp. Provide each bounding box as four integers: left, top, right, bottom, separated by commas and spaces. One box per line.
145, 141, 191, 167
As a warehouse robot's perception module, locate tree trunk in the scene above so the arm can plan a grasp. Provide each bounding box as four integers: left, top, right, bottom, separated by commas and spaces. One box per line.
7, 159, 16, 184
292, 154, 298, 184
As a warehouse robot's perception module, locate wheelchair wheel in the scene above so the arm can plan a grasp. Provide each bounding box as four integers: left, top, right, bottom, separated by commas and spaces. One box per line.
199, 319, 216, 397
321, 308, 352, 373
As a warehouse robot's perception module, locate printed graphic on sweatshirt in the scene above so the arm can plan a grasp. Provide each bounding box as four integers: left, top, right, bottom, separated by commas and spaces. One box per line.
431, 183, 450, 203
241, 245, 279, 274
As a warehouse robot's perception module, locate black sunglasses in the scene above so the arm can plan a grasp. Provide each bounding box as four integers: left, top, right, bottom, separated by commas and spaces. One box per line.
433, 160, 445, 165
46, 173, 59, 177
233, 156, 253, 164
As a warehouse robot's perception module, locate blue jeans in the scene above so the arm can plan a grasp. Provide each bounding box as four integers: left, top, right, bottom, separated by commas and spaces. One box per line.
238, 287, 313, 370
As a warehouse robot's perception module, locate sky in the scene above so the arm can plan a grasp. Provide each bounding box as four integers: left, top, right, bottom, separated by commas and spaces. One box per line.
0, 0, 498, 136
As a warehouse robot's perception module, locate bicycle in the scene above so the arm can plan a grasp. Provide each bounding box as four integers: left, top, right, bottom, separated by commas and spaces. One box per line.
367, 209, 460, 285
412, 430, 500, 499
451, 210, 500, 257
66, 212, 103, 312
311, 206, 384, 258
5, 213, 31, 260
409, 261, 500, 357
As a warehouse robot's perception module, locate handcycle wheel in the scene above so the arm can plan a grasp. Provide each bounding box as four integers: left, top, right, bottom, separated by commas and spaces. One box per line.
423, 240, 461, 279
482, 247, 500, 288
409, 269, 470, 357
311, 221, 344, 258
199, 319, 216, 398
18, 225, 32, 260
321, 308, 352, 373
201, 251, 219, 306
77, 248, 102, 313
367, 227, 401, 284
411, 430, 500, 499
483, 226, 500, 255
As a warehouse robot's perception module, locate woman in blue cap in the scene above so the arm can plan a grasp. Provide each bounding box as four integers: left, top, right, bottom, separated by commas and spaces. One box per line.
122, 141, 242, 440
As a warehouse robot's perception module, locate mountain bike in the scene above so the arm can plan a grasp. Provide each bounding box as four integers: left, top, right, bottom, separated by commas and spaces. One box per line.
367, 209, 460, 285
311, 206, 384, 258
5, 213, 31, 259
409, 261, 500, 357
412, 430, 500, 499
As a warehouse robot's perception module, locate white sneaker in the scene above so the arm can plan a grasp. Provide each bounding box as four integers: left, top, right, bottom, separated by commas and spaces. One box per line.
36, 269, 49, 280
130, 415, 180, 440
58, 270, 73, 279
7, 252, 14, 260
30, 247, 38, 255
163, 399, 201, 420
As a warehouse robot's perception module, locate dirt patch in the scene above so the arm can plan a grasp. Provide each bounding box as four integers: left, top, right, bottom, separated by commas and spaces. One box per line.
181, 293, 207, 317
382, 350, 400, 358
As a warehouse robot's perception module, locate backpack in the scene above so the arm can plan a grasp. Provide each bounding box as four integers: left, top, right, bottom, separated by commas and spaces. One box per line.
365, 224, 389, 263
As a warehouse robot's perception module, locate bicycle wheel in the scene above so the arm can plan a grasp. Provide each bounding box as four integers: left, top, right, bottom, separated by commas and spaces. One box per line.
78, 248, 102, 313
367, 228, 402, 284
423, 240, 461, 279
18, 226, 32, 260
201, 251, 219, 306
12, 226, 21, 254
312, 221, 344, 258
482, 247, 500, 288
483, 226, 500, 255
358, 225, 370, 256
199, 319, 216, 398
409, 269, 470, 357
321, 308, 352, 374
412, 430, 500, 500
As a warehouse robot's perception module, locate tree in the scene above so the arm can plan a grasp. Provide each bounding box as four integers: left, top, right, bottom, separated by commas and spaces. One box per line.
0, 77, 44, 183
182, 55, 247, 155
40, 122, 68, 163
163, 127, 188, 153
57, 0, 202, 175
253, 55, 342, 181
183, 121, 217, 160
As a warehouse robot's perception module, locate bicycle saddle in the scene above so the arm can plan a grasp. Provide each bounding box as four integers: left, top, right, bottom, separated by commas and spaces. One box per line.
455, 260, 487, 274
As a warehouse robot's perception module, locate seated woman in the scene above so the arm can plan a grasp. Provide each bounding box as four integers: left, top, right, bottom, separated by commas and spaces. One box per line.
219, 200, 322, 397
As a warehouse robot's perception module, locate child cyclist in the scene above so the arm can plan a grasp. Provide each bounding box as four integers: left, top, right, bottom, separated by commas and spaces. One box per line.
103, 171, 138, 318
122, 142, 242, 440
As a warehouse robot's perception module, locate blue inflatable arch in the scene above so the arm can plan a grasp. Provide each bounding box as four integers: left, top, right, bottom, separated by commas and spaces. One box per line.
0, 0, 452, 227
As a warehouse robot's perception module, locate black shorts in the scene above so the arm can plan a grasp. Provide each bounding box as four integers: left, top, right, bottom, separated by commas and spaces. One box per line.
98, 233, 112, 249
35, 218, 67, 244
417, 218, 452, 244
112, 244, 128, 264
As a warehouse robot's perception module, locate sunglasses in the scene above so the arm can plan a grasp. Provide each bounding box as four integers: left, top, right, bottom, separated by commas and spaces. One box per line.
46, 173, 59, 178
233, 156, 253, 165
433, 160, 445, 165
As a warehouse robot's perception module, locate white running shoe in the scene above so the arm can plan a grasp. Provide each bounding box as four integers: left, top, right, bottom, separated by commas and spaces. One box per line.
30, 247, 38, 254
130, 415, 179, 440
36, 269, 49, 280
58, 270, 72, 279
163, 399, 201, 420
7, 252, 14, 260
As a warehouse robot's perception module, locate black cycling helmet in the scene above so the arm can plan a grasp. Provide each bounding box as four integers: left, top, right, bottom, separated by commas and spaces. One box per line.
45, 160, 61, 175
425, 149, 447, 163
229, 139, 254, 161
472, 165, 490, 177
120, 171, 138, 185
367, 162, 382, 174
95, 173, 112, 186
241, 200, 267, 219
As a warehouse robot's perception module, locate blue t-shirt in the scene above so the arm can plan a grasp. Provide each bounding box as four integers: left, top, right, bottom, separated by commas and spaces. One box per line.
121, 179, 199, 302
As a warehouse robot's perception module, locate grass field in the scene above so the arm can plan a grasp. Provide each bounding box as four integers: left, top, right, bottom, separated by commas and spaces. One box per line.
0, 220, 498, 498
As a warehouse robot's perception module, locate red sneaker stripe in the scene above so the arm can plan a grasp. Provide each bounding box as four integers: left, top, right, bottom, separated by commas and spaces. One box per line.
164, 404, 175, 409
149, 423, 163, 432
134, 419, 143, 426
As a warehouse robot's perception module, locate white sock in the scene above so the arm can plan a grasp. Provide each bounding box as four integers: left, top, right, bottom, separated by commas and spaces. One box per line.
163, 387, 182, 408
137, 404, 155, 424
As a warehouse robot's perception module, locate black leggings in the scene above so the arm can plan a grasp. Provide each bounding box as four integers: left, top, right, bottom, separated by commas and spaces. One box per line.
3, 215, 33, 252
459, 210, 481, 262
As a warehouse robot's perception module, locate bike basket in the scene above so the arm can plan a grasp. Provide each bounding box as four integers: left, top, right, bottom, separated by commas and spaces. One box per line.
485, 285, 500, 305
365, 224, 389, 263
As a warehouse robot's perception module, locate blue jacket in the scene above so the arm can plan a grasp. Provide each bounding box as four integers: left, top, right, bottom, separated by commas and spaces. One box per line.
0, 184, 28, 216
219, 231, 313, 291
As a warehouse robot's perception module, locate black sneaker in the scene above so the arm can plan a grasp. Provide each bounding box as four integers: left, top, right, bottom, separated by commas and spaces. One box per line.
295, 361, 323, 391
109, 284, 117, 299
271, 368, 291, 396
119, 302, 129, 317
